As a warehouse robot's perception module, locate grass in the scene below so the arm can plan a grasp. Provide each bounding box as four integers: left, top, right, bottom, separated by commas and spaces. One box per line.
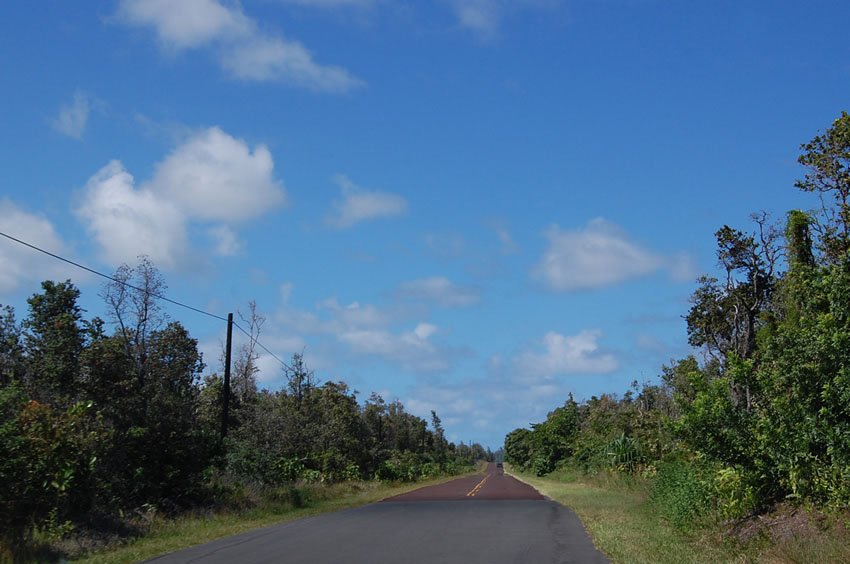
507, 465, 850, 564
507, 465, 737, 564
70, 470, 481, 564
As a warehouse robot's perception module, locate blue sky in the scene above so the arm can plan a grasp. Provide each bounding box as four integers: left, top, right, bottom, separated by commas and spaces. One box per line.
1, 0, 848, 447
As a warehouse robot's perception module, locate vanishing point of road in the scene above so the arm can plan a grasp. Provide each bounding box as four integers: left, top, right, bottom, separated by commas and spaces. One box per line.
148, 463, 608, 563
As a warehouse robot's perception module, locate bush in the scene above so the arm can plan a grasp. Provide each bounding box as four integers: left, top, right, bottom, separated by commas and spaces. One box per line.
651, 460, 715, 530
714, 466, 759, 520
0, 385, 104, 545
605, 433, 644, 473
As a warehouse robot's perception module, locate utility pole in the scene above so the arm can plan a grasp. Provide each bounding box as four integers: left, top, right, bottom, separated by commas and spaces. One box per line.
221, 312, 233, 441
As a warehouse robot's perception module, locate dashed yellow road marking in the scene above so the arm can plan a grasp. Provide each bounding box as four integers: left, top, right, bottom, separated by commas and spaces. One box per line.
465, 473, 490, 497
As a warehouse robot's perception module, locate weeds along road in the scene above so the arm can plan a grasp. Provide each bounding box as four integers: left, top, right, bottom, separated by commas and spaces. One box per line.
148, 463, 608, 564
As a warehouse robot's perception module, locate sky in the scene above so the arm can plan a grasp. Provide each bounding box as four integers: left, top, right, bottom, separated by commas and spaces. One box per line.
1, 0, 848, 448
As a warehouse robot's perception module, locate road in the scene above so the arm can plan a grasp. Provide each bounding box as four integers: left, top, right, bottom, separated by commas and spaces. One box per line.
148, 464, 608, 563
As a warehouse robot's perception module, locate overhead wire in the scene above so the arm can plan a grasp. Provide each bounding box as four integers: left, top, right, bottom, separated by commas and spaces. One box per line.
232, 321, 291, 371
0, 230, 291, 371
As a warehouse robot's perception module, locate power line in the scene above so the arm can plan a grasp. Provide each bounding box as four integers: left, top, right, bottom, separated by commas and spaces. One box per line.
1, 230, 228, 322
232, 321, 291, 371
0, 230, 291, 370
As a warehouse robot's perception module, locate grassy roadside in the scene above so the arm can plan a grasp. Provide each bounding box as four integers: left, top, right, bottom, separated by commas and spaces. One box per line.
508, 466, 850, 564
506, 466, 738, 564
72, 469, 482, 564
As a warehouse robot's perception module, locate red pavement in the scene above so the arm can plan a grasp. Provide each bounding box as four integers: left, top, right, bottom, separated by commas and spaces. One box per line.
383, 463, 544, 502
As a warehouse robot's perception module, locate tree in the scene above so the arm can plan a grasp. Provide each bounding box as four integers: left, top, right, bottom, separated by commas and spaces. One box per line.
100, 257, 168, 388
0, 306, 23, 386
430, 410, 447, 464
687, 217, 779, 365
232, 301, 263, 402
795, 111, 850, 261
504, 428, 533, 469
23, 281, 89, 405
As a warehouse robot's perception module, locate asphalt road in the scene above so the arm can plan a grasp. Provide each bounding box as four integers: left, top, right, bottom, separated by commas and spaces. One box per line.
148, 464, 608, 563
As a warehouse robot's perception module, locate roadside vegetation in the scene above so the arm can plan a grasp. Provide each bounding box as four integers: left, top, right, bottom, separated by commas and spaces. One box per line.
0, 262, 491, 562
73, 472, 482, 564
505, 112, 850, 562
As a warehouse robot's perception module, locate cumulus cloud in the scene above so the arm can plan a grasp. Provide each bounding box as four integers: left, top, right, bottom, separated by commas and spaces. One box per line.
318, 298, 390, 329
116, 0, 362, 91
52, 91, 91, 139
219, 36, 361, 91
340, 322, 454, 373
397, 276, 480, 307
273, 297, 465, 373
76, 127, 285, 268
149, 126, 285, 222
404, 376, 568, 446
327, 174, 407, 228
75, 161, 189, 269
0, 200, 75, 294
116, 0, 250, 49
209, 225, 242, 256
533, 218, 695, 291
515, 329, 618, 377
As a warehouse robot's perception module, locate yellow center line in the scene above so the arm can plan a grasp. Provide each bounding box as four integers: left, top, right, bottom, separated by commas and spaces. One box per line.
465, 473, 490, 497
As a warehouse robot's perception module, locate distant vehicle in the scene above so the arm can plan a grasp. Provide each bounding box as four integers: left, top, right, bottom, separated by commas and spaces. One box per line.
496, 462, 503, 468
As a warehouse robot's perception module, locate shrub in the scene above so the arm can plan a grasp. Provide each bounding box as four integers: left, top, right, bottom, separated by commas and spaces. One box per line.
714, 466, 759, 520
605, 433, 644, 473
651, 460, 715, 530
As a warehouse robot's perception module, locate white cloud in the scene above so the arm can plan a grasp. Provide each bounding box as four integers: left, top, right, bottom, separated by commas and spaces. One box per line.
116, 0, 362, 91
450, 0, 501, 39
515, 329, 618, 377
317, 298, 392, 330
398, 276, 480, 307
76, 127, 283, 268
327, 174, 407, 228
0, 200, 75, 294
75, 160, 189, 269
220, 36, 362, 91
273, 297, 465, 373
52, 91, 91, 139
117, 0, 250, 49
401, 326, 618, 447
533, 218, 668, 291
209, 225, 242, 256
149, 127, 286, 222
340, 322, 451, 373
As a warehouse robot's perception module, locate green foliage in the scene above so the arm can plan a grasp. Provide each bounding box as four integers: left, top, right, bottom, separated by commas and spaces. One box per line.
795, 111, 850, 261
713, 465, 758, 520
650, 460, 715, 530
504, 427, 533, 469
23, 281, 89, 404
605, 433, 643, 473
1, 260, 484, 554
0, 384, 105, 543
507, 112, 850, 537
